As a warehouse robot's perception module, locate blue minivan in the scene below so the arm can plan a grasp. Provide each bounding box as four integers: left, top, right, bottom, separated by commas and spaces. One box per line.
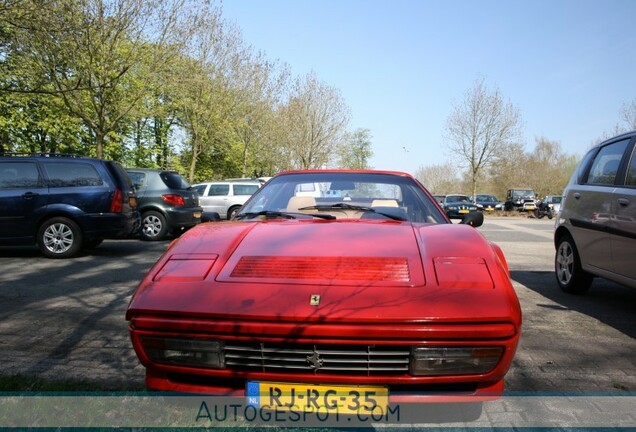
0, 154, 140, 258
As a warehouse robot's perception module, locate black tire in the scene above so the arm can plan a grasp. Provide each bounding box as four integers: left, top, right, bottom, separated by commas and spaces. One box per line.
227, 205, 241, 220
547, 209, 554, 219
534, 208, 544, 219
83, 238, 104, 249
37, 217, 83, 259
140, 210, 168, 241
504, 201, 513, 211
555, 233, 593, 294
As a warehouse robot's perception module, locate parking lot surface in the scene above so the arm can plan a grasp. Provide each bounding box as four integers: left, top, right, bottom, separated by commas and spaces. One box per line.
1, 216, 635, 392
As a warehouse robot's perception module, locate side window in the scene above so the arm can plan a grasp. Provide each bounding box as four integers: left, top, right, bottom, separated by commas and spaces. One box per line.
0, 162, 40, 189
585, 139, 629, 185
208, 185, 230, 196
192, 184, 208, 196
43, 162, 103, 187
128, 172, 146, 190
626, 145, 636, 186
233, 184, 259, 195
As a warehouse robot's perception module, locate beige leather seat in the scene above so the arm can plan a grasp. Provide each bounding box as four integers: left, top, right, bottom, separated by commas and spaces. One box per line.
286, 196, 317, 212
371, 199, 398, 207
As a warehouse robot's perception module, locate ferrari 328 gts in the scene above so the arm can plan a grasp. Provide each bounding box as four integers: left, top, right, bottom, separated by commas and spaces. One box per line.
126, 170, 521, 414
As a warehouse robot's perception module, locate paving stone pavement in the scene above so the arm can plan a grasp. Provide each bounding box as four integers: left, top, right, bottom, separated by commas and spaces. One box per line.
1, 217, 635, 394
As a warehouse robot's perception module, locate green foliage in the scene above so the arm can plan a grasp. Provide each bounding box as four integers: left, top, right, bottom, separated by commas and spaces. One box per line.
338, 128, 373, 169
0, 0, 361, 179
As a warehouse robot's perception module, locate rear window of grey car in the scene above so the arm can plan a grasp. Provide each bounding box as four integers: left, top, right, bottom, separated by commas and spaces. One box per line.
585, 139, 629, 185
42, 162, 103, 187
0, 162, 40, 188
160, 172, 190, 189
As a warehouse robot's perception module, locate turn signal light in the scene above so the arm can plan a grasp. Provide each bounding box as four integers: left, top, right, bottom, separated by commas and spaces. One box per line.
142, 337, 225, 369
410, 347, 503, 376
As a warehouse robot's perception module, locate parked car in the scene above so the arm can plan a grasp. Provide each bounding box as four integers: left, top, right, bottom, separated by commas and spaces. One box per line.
441, 194, 480, 219
544, 195, 563, 214
126, 168, 202, 241
432, 194, 445, 204
0, 153, 140, 258
471, 194, 501, 212
192, 181, 260, 220
127, 169, 521, 410
555, 130, 636, 293
225, 176, 272, 186
504, 188, 536, 211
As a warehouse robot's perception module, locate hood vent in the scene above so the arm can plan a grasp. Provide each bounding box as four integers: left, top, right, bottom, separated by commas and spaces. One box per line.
230, 256, 411, 282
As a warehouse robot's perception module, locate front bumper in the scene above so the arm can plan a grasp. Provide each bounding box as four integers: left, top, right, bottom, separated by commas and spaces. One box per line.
128, 316, 519, 401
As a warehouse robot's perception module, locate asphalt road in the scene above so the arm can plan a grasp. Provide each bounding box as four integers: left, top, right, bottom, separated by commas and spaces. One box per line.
1, 216, 635, 392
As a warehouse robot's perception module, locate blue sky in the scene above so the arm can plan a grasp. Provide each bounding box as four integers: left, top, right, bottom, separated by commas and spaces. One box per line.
220, 0, 636, 175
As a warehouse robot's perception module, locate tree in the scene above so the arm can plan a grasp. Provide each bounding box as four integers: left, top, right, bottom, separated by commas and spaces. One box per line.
444, 77, 524, 200
5, 0, 186, 158
337, 128, 373, 169
526, 137, 576, 198
278, 72, 351, 169
414, 163, 460, 195
170, 4, 243, 182
620, 99, 636, 130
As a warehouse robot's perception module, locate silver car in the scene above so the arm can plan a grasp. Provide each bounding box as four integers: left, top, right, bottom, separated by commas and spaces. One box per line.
192, 181, 260, 220
554, 130, 636, 293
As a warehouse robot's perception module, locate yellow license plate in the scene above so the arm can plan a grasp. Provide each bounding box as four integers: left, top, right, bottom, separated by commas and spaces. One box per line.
246, 381, 389, 414
459, 209, 469, 214
194, 211, 202, 218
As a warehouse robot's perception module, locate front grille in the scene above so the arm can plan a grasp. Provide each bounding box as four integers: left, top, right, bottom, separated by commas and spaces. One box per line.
224, 342, 410, 376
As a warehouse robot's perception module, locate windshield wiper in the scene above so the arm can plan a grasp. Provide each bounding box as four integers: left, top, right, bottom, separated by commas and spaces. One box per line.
300, 203, 373, 212
236, 210, 336, 220
299, 203, 407, 221
235, 211, 297, 220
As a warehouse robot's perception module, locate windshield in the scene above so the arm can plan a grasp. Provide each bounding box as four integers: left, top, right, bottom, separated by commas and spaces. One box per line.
476, 195, 498, 202
512, 190, 534, 198
445, 195, 470, 203
237, 171, 447, 224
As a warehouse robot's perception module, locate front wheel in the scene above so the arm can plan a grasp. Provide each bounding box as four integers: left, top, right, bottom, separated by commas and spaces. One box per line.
140, 211, 168, 241
534, 208, 544, 219
227, 205, 241, 220
37, 217, 83, 258
555, 233, 592, 294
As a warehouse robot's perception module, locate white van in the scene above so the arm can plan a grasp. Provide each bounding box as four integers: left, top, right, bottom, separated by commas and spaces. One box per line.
192, 181, 260, 219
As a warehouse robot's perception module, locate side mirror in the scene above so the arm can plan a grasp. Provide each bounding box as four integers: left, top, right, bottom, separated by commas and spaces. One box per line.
460, 212, 484, 228
201, 211, 221, 223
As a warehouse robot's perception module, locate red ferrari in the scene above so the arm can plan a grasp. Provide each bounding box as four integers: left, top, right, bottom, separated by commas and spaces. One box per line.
126, 170, 521, 414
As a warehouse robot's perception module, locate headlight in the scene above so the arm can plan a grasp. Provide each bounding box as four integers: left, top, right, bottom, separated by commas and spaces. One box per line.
141, 337, 225, 369
410, 347, 503, 376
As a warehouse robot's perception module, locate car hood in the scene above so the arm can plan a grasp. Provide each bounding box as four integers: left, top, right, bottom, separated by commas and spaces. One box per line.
127, 220, 516, 323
